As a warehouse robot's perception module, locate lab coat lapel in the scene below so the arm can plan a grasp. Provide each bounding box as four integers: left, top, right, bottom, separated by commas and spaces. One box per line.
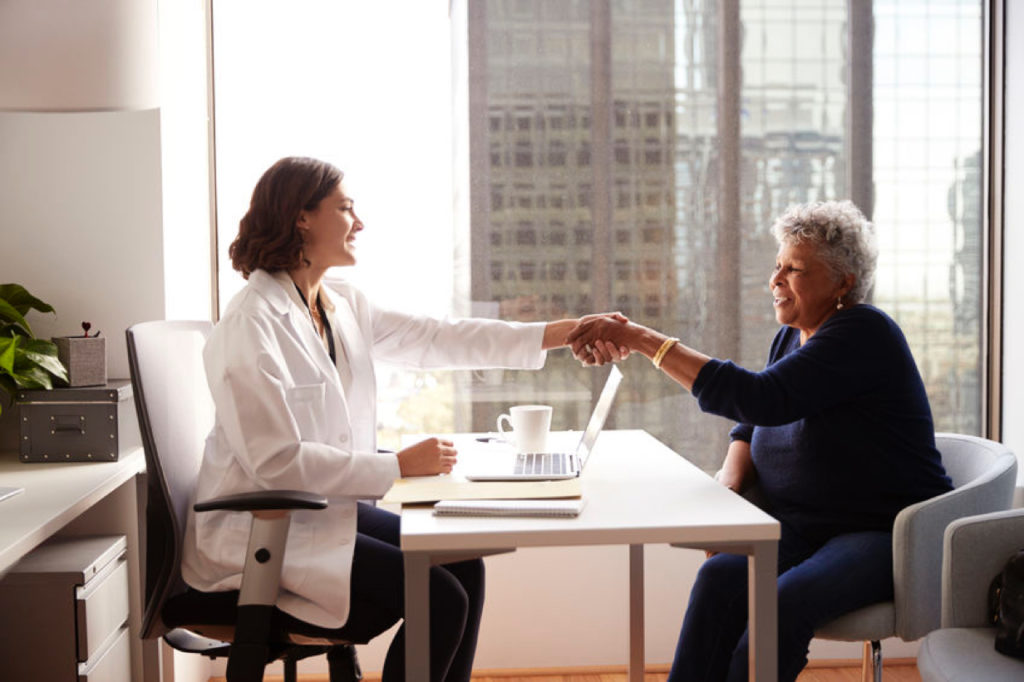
328, 291, 377, 452
329, 295, 372, 388
251, 270, 345, 394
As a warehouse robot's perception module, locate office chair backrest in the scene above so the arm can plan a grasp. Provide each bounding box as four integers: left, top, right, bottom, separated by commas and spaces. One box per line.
127, 320, 214, 639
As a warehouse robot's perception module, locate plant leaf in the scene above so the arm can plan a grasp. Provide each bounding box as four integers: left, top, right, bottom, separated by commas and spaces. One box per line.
19, 337, 61, 357
0, 283, 55, 316
9, 365, 52, 390
21, 349, 69, 382
0, 298, 32, 337
15, 338, 68, 385
0, 335, 16, 374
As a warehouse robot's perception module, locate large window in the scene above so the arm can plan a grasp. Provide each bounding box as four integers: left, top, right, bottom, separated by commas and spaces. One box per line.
213, 0, 985, 468
458, 0, 983, 469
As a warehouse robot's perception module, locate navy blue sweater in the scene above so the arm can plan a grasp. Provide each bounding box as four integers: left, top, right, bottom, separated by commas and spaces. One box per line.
691, 305, 952, 544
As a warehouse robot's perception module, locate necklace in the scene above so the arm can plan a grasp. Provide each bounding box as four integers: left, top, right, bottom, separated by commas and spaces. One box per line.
293, 284, 337, 364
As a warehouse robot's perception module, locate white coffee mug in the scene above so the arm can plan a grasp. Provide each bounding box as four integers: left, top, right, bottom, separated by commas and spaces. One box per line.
496, 404, 553, 453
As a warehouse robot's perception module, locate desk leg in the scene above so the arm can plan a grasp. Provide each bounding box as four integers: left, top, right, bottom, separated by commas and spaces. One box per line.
748, 540, 778, 682
628, 544, 645, 682
404, 552, 431, 682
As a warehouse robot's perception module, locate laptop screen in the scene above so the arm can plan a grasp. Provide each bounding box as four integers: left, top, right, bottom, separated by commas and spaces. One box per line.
575, 365, 623, 466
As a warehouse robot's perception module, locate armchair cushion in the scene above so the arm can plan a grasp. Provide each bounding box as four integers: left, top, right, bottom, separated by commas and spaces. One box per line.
917, 626, 1024, 682
814, 602, 893, 641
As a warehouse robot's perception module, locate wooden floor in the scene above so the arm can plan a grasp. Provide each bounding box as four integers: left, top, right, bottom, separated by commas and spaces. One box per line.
237, 661, 923, 682
467, 664, 922, 682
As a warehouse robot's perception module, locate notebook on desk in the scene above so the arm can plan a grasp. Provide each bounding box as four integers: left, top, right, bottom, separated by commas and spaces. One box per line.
462, 365, 622, 482
433, 498, 586, 517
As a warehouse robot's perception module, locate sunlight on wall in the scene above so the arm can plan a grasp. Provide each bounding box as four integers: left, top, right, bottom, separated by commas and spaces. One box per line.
213, 0, 455, 316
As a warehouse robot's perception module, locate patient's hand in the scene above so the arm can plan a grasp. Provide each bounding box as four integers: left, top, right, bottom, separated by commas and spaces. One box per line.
398, 437, 457, 476
568, 313, 633, 366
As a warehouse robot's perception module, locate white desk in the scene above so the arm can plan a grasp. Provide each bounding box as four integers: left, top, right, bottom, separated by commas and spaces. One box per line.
401, 429, 781, 681
0, 448, 155, 681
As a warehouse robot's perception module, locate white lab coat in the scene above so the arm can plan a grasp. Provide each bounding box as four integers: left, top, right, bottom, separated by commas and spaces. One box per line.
181, 269, 547, 627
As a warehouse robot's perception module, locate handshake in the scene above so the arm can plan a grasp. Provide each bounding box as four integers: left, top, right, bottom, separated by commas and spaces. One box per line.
565, 312, 637, 366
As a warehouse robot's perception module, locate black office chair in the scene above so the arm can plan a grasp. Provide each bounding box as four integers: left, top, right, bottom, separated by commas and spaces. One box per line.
127, 320, 363, 682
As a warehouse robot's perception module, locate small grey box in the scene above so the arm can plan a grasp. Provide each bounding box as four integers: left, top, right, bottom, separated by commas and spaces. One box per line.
53, 336, 107, 387
16, 380, 140, 463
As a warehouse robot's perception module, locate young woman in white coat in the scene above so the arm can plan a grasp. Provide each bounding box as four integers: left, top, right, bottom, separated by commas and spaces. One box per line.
180, 156, 583, 681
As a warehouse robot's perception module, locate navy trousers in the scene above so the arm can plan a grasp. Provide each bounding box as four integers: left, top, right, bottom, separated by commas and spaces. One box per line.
324, 502, 485, 682
668, 520, 894, 682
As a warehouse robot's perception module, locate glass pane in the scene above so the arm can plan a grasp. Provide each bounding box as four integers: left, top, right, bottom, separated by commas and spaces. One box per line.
462, 0, 983, 470
211, 1, 459, 448
212, 0, 985, 465
872, 0, 983, 434
468, 0, 600, 434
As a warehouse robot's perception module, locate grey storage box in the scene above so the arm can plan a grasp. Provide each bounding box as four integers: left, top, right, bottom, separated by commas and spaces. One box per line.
15, 379, 140, 462
0, 535, 131, 682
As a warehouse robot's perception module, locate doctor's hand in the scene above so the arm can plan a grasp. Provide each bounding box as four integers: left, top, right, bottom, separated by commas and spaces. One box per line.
397, 437, 458, 476
568, 312, 633, 366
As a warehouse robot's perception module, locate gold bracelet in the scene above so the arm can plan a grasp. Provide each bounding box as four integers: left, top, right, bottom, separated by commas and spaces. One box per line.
651, 337, 679, 369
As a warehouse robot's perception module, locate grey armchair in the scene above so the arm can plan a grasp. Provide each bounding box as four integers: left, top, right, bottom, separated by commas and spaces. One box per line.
917, 508, 1024, 682
814, 433, 1017, 682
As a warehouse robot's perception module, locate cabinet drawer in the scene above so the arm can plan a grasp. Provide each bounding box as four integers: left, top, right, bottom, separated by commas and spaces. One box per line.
78, 626, 131, 682
76, 555, 130, 662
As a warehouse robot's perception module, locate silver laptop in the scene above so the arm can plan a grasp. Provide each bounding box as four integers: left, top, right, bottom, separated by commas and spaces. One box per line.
464, 365, 623, 481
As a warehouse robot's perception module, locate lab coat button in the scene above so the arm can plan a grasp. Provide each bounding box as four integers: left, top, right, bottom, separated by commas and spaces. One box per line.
338, 434, 349, 443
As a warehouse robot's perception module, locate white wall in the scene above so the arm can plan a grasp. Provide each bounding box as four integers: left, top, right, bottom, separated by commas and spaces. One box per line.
0, 111, 165, 379
0, 2, 215, 678
1002, 0, 1024, 505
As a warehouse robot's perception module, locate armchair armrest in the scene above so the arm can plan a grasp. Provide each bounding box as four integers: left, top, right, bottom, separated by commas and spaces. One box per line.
893, 451, 1017, 640
193, 490, 328, 513
942, 508, 1024, 629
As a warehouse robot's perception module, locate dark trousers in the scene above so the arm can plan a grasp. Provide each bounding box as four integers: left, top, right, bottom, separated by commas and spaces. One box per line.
326, 502, 485, 682
668, 521, 894, 682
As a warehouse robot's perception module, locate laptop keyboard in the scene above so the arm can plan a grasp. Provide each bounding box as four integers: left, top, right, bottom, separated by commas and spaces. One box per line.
514, 452, 568, 475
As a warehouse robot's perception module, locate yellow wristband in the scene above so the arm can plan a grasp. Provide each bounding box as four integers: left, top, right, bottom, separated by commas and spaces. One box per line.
652, 337, 678, 369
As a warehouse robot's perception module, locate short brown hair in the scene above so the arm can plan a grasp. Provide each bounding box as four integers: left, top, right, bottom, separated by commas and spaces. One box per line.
229, 157, 344, 278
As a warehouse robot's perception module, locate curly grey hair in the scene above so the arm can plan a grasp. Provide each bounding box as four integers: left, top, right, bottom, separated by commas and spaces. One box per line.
770, 200, 878, 305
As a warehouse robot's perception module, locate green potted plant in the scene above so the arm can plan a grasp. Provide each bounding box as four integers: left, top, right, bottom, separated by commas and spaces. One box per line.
0, 283, 69, 415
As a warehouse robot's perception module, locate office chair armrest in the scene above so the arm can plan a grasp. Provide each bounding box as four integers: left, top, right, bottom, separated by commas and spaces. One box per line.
942, 508, 1024, 628
194, 490, 328, 513
192, 491, 330, 680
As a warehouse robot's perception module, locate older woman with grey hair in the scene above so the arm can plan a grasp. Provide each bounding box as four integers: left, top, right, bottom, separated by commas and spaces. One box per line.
568, 200, 952, 682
